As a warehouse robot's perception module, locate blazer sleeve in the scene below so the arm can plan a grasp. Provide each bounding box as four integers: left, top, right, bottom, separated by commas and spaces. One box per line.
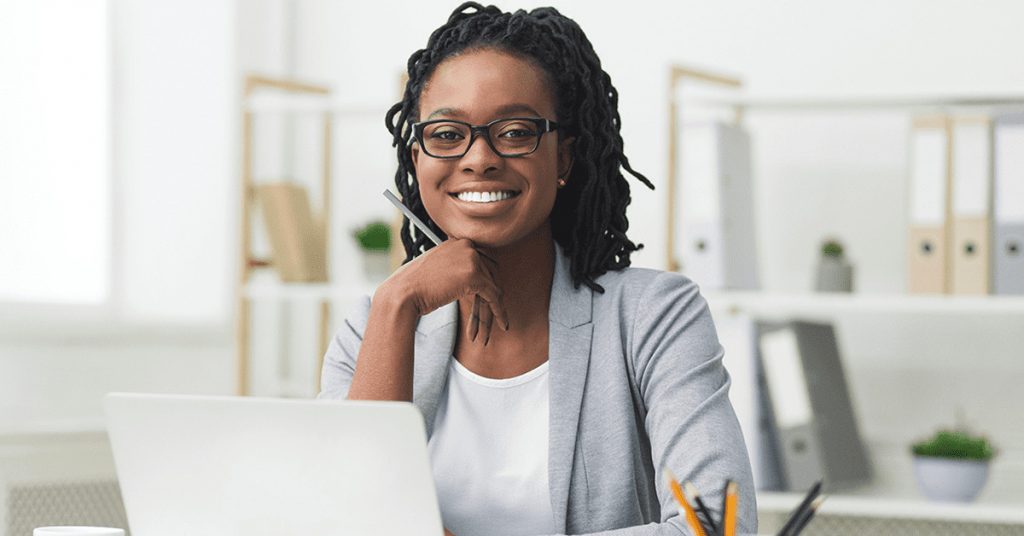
535, 273, 758, 536
627, 271, 758, 535
317, 295, 372, 400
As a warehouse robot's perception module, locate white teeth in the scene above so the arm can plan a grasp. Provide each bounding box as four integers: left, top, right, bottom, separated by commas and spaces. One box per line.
456, 191, 516, 203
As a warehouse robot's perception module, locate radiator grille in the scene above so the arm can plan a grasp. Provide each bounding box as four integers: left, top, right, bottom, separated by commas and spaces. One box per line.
759, 510, 1024, 536
6, 480, 128, 536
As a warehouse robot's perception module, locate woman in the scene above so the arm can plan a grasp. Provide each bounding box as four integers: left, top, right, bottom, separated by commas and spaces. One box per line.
320, 3, 757, 535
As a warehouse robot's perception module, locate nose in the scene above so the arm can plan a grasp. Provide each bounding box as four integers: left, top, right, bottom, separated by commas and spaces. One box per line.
460, 130, 503, 176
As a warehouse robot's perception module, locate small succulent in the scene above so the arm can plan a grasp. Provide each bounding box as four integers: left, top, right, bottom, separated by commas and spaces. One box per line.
821, 239, 844, 258
912, 429, 995, 461
353, 221, 391, 252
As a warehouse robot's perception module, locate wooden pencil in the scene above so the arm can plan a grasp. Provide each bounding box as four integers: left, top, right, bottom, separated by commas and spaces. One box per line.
723, 481, 738, 536
664, 469, 708, 536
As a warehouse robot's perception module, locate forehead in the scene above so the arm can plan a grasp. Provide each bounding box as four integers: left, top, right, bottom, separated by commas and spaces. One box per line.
419, 49, 556, 122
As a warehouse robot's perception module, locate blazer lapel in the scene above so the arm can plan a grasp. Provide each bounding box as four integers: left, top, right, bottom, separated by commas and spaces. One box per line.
411, 300, 458, 437
547, 244, 594, 532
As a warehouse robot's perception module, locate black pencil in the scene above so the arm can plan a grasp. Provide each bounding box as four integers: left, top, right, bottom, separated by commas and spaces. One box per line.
777, 480, 821, 536
786, 496, 825, 536
685, 481, 718, 536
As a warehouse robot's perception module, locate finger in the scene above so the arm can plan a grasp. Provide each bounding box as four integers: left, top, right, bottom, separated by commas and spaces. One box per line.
475, 248, 499, 267
480, 301, 494, 346
472, 283, 508, 335
473, 258, 509, 331
469, 295, 480, 342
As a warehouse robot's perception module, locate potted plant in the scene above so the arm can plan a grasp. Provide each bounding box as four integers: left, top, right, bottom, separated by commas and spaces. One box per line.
814, 238, 853, 292
353, 220, 392, 281
911, 428, 996, 502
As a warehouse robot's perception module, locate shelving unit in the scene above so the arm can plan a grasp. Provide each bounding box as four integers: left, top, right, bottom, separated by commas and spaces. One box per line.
236, 74, 333, 396
669, 65, 1024, 531
235, 75, 402, 397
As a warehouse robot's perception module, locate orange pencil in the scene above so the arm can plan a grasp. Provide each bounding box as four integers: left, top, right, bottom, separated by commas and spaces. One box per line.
663, 469, 708, 536
723, 481, 738, 536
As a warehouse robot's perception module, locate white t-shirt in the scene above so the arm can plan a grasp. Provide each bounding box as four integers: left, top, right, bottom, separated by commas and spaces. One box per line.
428, 357, 555, 536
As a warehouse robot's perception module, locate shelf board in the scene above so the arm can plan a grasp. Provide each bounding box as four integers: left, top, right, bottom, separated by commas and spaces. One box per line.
242, 281, 377, 302
758, 491, 1024, 525
703, 291, 1024, 317
689, 94, 1024, 111
243, 93, 390, 115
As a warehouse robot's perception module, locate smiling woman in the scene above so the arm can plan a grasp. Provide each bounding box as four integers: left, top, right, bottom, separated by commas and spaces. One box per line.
319, 3, 757, 536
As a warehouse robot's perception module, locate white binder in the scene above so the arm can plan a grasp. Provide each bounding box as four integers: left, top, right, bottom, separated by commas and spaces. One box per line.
676, 121, 759, 290
907, 116, 952, 294
993, 113, 1024, 295
950, 116, 994, 295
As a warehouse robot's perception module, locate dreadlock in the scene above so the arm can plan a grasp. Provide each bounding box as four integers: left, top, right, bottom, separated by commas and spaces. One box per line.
384, 1, 654, 293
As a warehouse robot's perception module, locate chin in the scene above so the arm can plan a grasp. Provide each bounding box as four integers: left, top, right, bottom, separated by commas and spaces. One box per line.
443, 219, 549, 251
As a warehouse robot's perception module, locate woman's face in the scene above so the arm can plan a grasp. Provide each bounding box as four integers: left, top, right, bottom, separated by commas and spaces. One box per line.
411, 49, 572, 249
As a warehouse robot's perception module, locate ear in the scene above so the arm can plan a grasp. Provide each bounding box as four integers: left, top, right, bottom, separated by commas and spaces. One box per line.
557, 136, 575, 180
410, 140, 421, 173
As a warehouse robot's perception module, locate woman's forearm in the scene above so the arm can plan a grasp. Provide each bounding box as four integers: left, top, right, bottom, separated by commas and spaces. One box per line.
346, 285, 420, 401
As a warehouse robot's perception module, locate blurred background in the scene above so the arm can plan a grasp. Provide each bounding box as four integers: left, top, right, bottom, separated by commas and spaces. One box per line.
2, 0, 1023, 534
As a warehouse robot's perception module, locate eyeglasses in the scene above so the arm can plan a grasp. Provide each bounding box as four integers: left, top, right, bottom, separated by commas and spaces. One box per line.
411, 117, 559, 159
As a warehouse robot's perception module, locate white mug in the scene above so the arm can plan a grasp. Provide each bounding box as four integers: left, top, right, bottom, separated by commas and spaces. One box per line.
34, 528, 124, 536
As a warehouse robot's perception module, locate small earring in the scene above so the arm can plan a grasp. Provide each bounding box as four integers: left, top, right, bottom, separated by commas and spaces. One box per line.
557, 178, 567, 188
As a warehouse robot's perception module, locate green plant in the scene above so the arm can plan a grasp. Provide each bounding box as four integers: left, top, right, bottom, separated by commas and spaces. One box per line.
912, 429, 995, 461
353, 221, 391, 252
821, 239, 844, 258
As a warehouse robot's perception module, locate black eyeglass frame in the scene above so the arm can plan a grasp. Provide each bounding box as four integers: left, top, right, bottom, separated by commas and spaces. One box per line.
410, 117, 560, 159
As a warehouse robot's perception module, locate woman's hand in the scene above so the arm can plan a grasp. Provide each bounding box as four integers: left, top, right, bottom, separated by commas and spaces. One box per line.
380, 238, 509, 344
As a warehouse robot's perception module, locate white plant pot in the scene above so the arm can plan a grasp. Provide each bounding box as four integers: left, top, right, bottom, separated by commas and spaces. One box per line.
913, 456, 990, 502
815, 257, 853, 292
361, 250, 392, 282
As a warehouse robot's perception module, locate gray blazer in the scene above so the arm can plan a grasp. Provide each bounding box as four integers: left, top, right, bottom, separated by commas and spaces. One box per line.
319, 244, 757, 535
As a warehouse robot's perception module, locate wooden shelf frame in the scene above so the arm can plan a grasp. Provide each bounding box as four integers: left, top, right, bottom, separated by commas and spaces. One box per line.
237, 74, 333, 396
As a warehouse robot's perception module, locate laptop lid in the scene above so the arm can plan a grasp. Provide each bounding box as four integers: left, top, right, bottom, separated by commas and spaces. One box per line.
104, 393, 442, 536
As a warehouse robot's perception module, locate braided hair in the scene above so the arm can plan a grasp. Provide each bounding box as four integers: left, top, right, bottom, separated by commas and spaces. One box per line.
385, 2, 654, 293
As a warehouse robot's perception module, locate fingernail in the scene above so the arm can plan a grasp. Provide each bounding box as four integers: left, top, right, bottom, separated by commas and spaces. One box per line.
504, 320, 510, 331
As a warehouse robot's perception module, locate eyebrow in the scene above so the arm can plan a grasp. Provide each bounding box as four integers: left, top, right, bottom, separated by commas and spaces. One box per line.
425, 103, 544, 120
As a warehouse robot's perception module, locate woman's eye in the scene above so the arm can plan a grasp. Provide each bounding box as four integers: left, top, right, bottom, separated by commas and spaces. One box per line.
430, 130, 464, 141
499, 128, 536, 139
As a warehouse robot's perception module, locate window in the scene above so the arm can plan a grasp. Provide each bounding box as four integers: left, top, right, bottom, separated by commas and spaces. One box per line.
0, 0, 110, 304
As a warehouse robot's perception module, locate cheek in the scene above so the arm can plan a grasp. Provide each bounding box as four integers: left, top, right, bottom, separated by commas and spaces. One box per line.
413, 162, 452, 219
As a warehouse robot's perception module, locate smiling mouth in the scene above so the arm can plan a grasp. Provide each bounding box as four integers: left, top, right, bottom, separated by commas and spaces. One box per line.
449, 190, 521, 203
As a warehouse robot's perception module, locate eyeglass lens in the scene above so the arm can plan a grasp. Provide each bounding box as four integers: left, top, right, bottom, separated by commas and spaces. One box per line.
421, 119, 541, 157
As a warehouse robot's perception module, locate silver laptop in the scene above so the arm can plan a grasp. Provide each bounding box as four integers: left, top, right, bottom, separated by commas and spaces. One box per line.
104, 393, 443, 536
